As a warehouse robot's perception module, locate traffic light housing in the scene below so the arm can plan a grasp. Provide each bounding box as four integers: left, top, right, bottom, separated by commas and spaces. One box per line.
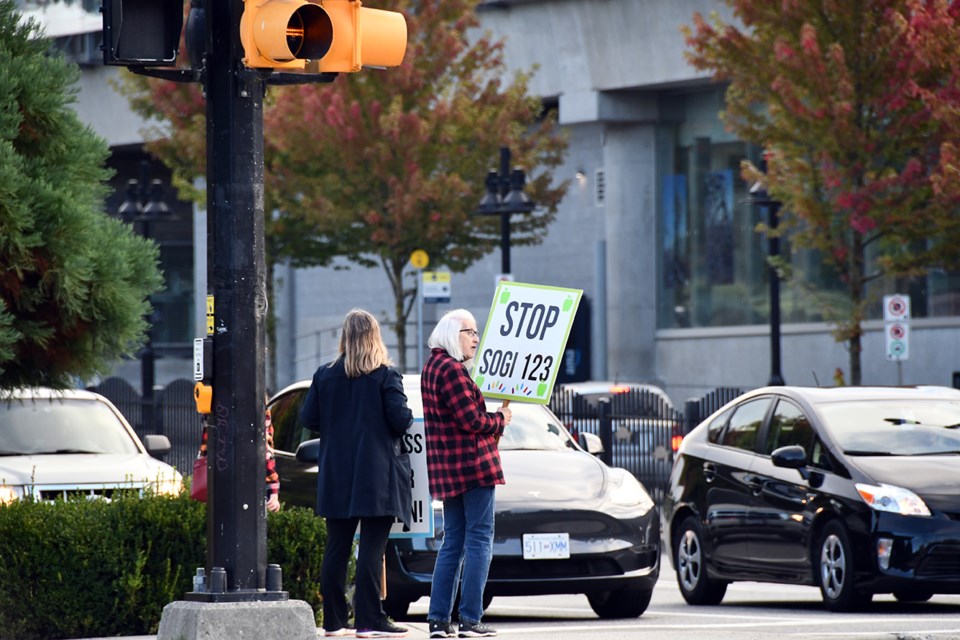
102, 0, 184, 66
240, 0, 406, 72
240, 0, 333, 70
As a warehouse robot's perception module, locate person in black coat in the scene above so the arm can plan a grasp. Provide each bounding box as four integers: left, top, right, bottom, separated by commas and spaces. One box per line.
300, 308, 414, 638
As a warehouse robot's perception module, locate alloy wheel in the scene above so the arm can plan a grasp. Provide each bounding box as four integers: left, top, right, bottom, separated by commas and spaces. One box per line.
677, 527, 702, 592
819, 532, 846, 600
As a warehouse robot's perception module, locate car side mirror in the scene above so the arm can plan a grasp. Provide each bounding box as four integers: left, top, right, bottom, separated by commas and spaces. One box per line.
578, 432, 604, 456
771, 444, 806, 468
771, 444, 810, 480
295, 438, 320, 463
143, 434, 172, 459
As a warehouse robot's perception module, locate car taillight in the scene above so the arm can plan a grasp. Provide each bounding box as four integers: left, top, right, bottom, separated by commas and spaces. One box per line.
671, 422, 683, 452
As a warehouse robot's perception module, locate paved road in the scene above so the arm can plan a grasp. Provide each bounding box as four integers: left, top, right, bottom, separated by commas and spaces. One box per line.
404, 571, 960, 640
74, 570, 960, 639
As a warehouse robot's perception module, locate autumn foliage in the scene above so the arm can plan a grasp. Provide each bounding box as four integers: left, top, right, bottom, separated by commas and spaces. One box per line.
123, 0, 567, 370
684, 0, 960, 384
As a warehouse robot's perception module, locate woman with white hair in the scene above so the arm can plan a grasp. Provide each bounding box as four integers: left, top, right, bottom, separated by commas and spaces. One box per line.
421, 308, 511, 639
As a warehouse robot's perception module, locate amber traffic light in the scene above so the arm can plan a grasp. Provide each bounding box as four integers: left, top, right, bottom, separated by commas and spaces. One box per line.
240, 0, 406, 72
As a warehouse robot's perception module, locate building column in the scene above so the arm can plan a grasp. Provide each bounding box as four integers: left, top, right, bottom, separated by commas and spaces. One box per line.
604, 123, 658, 382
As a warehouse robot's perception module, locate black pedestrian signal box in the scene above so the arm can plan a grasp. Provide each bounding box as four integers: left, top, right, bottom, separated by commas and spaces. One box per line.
102, 0, 183, 66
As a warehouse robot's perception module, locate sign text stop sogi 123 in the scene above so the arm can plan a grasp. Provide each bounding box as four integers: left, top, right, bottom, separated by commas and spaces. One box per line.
472, 281, 582, 404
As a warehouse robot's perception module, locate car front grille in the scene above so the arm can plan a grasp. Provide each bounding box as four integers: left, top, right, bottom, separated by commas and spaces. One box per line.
398, 546, 658, 581
33, 485, 145, 502
489, 546, 658, 580
489, 556, 621, 579
915, 543, 960, 579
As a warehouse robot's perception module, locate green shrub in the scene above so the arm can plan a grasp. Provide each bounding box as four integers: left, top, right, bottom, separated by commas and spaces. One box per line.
0, 493, 326, 639
267, 506, 326, 624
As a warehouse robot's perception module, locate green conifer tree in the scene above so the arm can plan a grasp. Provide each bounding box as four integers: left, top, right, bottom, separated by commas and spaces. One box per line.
0, 0, 162, 390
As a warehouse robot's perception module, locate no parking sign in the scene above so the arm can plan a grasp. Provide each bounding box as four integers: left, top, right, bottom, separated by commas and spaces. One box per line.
473, 281, 582, 404
883, 294, 910, 361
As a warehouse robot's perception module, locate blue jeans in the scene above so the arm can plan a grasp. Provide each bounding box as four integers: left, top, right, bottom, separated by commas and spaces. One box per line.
428, 486, 495, 625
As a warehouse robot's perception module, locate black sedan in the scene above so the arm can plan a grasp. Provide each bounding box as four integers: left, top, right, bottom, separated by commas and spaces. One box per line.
268, 375, 661, 619
663, 385, 960, 611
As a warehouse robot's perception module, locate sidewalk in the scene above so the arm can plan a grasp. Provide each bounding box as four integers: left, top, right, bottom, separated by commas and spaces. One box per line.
71, 623, 436, 639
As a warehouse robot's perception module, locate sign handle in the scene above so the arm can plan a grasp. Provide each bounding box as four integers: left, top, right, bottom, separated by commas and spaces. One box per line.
496, 399, 510, 445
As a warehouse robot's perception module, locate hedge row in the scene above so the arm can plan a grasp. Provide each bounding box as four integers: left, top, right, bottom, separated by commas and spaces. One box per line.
0, 491, 326, 640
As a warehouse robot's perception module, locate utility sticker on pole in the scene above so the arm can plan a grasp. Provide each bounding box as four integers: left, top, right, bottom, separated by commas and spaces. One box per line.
473, 281, 582, 404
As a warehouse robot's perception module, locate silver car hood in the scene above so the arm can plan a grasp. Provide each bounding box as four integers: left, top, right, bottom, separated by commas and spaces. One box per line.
0, 453, 178, 487
497, 450, 605, 504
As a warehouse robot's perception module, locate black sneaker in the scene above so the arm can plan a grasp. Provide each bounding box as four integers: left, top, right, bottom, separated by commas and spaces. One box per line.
356, 619, 409, 638
458, 621, 497, 638
429, 619, 456, 638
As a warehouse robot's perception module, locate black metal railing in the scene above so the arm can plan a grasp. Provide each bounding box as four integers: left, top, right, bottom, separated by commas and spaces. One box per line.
91, 376, 749, 503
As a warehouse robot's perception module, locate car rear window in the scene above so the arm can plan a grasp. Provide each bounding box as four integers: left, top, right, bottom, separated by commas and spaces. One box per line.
0, 398, 140, 455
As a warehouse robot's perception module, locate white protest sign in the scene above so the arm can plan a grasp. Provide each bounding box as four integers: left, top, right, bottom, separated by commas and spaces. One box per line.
389, 418, 433, 538
472, 281, 582, 404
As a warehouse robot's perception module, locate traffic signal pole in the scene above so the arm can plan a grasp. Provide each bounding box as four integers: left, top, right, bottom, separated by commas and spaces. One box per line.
204, 0, 269, 596
155, 0, 315, 636
107, 0, 410, 634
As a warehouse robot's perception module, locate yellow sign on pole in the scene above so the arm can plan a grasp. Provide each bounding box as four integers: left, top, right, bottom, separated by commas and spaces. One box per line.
206, 295, 215, 336
409, 249, 429, 270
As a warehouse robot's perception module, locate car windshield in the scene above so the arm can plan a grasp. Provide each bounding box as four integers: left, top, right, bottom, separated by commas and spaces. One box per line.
488, 404, 577, 452
0, 398, 140, 456
819, 399, 960, 456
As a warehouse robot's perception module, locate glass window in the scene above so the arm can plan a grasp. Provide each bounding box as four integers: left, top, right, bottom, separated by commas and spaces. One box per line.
720, 398, 771, 452
763, 399, 813, 455
0, 398, 139, 455
153, 243, 195, 346
269, 389, 309, 453
655, 87, 960, 329
707, 407, 733, 444
818, 399, 960, 456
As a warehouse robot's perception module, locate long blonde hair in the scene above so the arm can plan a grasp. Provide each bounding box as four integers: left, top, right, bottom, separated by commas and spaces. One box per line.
338, 309, 392, 377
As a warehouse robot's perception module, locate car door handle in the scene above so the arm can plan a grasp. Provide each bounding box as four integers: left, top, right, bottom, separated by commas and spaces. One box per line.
748, 476, 763, 495
703, 462, 717, 482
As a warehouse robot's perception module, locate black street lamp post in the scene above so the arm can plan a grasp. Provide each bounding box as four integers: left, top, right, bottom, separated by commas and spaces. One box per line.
117, 160, 171, 433
747, 175, 786, 386
476, 147, 535, 276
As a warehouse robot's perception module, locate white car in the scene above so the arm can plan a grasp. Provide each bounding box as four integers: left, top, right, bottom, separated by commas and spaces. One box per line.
0, 388, 183, 503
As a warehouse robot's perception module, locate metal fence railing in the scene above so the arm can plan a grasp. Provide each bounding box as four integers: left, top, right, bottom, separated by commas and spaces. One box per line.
88, 377, 200, 477
91, 377, 750, 502
550, 385, 747, 504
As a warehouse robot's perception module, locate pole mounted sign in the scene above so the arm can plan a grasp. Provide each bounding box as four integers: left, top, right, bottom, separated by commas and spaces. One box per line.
473, 281, 582, 404
421, 271, 451, 303
883, 293, 910, 361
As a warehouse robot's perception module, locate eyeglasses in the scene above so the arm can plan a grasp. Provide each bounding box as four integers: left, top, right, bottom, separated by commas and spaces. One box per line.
460, 329, 479, 338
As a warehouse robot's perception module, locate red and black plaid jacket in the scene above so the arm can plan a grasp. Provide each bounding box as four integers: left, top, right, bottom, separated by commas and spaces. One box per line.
422, 348, 505, 500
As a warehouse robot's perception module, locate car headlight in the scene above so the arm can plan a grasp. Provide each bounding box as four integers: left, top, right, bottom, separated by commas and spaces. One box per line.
148, 474, 184, 497
855, 482, 931, 516
0, 484, 23, 505
607, 469, 654, 511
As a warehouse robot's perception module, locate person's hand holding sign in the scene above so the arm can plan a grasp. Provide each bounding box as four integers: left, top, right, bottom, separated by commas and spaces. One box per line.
496, 402, 512, 444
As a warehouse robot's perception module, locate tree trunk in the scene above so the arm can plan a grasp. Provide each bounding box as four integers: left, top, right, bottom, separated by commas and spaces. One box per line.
386, 257, 409, 372
848, 233, 865, 386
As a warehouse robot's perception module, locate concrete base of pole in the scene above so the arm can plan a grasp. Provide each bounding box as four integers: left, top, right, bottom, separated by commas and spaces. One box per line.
156, 599, 316, 640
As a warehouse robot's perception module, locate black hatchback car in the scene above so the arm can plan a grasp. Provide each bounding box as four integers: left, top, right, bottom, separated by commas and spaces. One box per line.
664, 385, 960, 611
268, 375, 661, 619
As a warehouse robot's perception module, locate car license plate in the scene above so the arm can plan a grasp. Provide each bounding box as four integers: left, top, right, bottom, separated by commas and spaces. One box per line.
522, 533, 570, 560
